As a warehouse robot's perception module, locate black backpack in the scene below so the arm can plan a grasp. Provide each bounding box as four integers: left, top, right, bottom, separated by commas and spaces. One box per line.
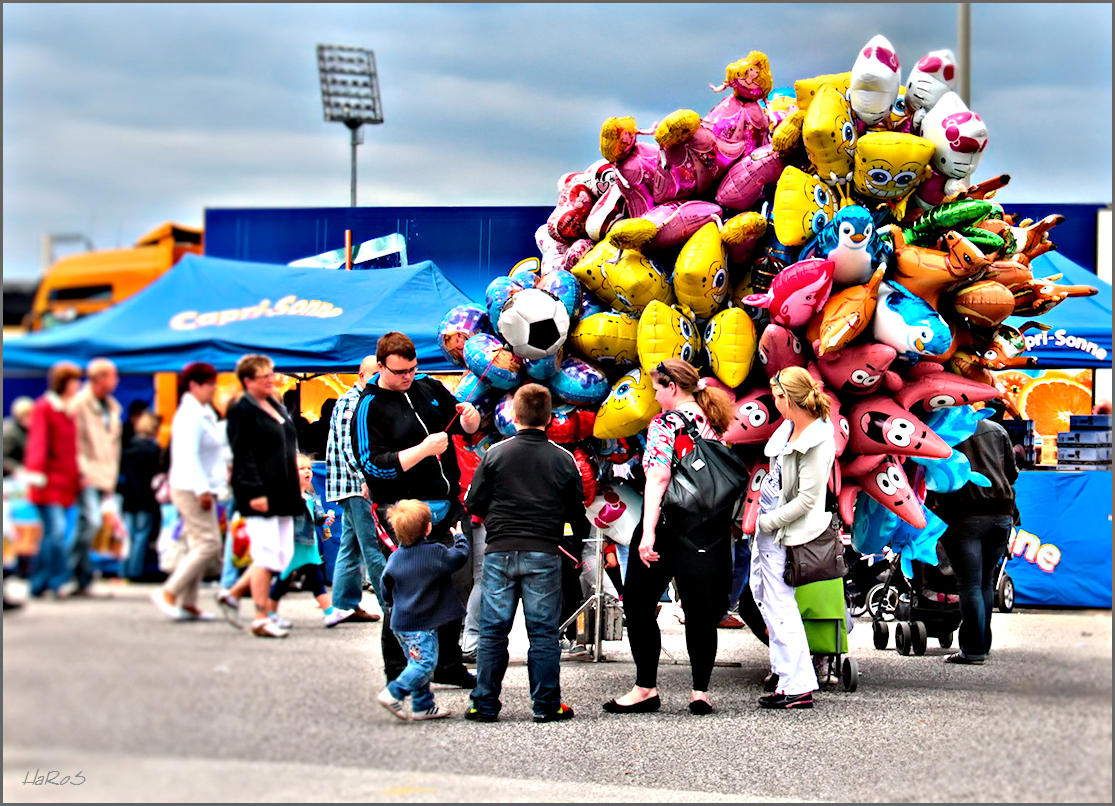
659, 411, 750, 537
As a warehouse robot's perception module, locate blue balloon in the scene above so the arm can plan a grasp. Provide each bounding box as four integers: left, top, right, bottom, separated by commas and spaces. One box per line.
523, 350, 562, 381
463, 333, 522, 390
493, 392, 518, 437
485, 276, 525, 328
538, 269, 583, 320
549, 356, 609, 407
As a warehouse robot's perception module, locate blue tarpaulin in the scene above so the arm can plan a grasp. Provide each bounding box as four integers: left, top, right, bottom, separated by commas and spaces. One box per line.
1010, 470, 1112, 608
3, 255, 472, 375
1006, 252, 1112, 369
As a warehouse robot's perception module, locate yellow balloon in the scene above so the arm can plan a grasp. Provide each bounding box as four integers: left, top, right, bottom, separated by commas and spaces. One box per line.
803, 85, 859, 181
570, 219, 673, 313
853, 132, 935, 203
772, 166, 837, 247
794, 71, 851, 113
568, 311, 640, 365
594, 367, 662, 439
636, 300, 701, 373
703, 307, 758, 388
673, 222, 729, 319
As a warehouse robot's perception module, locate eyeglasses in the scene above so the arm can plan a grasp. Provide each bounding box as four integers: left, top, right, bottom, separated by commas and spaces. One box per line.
251, 372, 275, 381
771, 373, 787, 398
382, 362, 418, 377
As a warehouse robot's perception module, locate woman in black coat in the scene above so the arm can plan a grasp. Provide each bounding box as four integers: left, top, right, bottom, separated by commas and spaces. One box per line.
220, 354, 304, 638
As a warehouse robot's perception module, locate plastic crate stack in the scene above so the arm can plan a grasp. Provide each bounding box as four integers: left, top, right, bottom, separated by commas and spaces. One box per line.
1057, 414, 1112, 471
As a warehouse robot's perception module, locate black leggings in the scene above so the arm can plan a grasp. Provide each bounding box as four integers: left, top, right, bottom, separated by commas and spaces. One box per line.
623, 523, 731, 691
270, 563, 326, 601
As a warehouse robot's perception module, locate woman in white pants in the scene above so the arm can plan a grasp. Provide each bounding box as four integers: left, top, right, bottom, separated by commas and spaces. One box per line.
750, 366, 835, 710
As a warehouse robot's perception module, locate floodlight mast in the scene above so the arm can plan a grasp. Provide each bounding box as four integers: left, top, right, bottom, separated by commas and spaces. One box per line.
317, 44, 384, 207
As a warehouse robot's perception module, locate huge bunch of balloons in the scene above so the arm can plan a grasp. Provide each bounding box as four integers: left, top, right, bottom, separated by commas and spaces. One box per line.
436, 36, 1099, 566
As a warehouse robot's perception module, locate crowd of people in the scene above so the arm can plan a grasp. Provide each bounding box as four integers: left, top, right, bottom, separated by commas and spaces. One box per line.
3, 332, 1018, 719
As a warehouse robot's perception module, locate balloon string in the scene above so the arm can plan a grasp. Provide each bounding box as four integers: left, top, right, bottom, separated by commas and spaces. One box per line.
444, 349, 500, 433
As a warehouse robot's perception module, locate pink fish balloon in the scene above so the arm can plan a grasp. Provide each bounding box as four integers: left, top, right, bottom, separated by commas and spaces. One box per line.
742, 258, 835, 328
893, 361, 999, 416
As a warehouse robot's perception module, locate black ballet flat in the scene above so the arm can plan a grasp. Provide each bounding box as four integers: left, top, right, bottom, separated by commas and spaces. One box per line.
602, 695, 661, 714
687, 699, 713, 716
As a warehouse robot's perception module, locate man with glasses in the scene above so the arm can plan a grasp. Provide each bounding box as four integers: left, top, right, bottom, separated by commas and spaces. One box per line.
351, 332, 482, 688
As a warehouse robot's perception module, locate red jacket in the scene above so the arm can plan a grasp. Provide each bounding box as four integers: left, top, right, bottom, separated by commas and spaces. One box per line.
24, 392, 82, 507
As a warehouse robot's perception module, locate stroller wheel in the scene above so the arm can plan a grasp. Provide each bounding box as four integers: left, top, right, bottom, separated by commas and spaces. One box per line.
996, 574, 1015, 613
911, 621, 928, 656
938, 631, 955, 649
872, 620, 889, 650
867, 584, 899, 622
896, 622, 912, 655
841, 656, 859, 692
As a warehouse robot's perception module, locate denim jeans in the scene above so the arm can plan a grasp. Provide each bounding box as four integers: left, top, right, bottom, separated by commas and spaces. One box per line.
122, 510, 157, 580
30, 504, 70, 596
728, 538, 751, 611
387, 630, 439, 711
940, 515, 1012, 659
73, 487, 107, 590
472, 551, 563, 718
462, 523, 487, 654
332, 496, 387, 613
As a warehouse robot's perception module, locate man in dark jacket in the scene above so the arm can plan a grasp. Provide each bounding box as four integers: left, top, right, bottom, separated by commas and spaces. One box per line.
463, 383, 590, 723
927, 414, 1019, 665
351, 332, 481, 686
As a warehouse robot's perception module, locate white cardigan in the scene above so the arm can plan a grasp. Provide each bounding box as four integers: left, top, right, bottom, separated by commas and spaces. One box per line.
756, 417, 836, 547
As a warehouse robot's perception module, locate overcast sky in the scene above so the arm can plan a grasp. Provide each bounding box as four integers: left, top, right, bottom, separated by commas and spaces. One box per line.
3, 3, 1111, 281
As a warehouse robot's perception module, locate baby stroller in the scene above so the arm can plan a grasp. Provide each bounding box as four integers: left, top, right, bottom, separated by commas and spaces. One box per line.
796, 577, 859, 691
870, 542, 961, 655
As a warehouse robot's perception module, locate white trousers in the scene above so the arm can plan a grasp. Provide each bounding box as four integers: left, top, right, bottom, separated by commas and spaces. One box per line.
749, 531, 818, 696
243, 516, 295, 573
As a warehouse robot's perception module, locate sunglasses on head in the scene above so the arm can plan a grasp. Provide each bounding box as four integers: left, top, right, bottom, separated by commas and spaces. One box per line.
655, 362, 676, 385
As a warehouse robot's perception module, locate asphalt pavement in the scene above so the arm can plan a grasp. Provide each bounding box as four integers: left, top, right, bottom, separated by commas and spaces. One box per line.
3, 580, 1111, 803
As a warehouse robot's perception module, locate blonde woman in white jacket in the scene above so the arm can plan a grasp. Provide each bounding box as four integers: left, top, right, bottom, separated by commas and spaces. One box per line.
750, 366, 836, 710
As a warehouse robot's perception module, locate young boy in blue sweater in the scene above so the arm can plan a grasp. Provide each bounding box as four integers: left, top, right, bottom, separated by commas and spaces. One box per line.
377, 500, 469, 721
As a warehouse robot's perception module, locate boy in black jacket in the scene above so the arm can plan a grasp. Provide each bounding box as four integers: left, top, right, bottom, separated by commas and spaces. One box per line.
377, 500, 469, 722
464, 384, 590, 723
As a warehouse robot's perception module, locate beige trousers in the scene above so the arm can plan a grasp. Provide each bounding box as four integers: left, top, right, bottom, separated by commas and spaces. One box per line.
165, 488, 222, 608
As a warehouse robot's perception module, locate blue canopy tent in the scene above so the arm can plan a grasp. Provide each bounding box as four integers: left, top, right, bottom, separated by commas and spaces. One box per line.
3, 255, 472, 375
1006, 252, 1112, 369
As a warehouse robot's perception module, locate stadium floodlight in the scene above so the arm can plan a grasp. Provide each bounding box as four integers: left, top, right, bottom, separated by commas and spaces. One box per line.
317, 44, 384, 206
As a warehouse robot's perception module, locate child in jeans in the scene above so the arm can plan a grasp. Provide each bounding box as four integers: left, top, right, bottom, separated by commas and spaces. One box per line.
267, 454, 352, 628
377, 500, 469, 721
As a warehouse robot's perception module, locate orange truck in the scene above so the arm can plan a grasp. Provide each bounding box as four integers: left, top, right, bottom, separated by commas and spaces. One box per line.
27, 222, 203, 331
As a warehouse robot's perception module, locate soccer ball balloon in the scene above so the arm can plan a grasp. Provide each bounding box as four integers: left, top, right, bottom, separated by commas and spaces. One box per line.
497, 287, 570, 360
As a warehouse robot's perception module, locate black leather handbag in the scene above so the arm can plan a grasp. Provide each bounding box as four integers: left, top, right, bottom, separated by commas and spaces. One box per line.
660, 412, 750, 537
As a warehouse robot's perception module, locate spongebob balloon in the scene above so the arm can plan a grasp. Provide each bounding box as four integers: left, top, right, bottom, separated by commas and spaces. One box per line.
594, 367, 662, 439
849, 35, 902, 128
802, 85, 859, 182
636, 300, 701, 372
673, 221, 729, 319
772, 166, 837, 246
568, 311, 640, 367
569, 218, 673, 313
794, 71, 852, 113
703, 307, 758, 388
853, 132, 934, 214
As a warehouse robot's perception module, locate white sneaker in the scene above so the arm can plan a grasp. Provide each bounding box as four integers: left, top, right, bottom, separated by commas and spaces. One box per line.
250, 618, 289, 638
411, 704, 451, 721
216, 591, 242, 629
269, 612, 293, 630
323, 608, 354, 628
377, 688, 409, 721
151, 589, 185, 621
